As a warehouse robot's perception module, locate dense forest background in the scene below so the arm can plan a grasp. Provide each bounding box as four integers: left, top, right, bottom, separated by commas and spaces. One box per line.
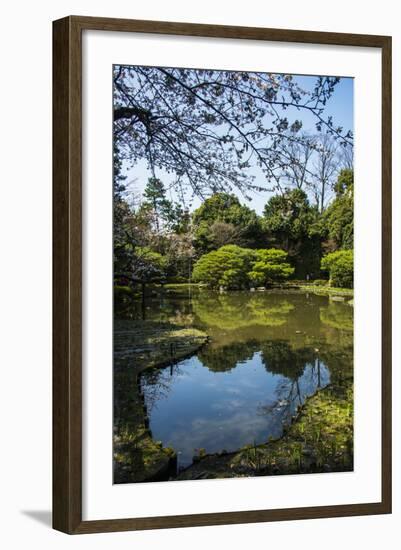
113, 67, 354, 302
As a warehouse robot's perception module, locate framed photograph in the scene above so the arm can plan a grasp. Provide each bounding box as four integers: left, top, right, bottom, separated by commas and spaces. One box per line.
53, 16, 392, 534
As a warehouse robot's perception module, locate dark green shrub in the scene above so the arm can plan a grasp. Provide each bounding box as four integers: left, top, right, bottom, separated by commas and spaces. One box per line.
114, 285, 136, 318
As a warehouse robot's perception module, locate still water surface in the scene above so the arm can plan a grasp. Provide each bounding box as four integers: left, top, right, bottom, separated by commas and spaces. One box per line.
139, 290, 353, 468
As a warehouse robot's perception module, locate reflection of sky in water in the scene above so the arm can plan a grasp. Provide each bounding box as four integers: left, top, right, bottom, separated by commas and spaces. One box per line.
141, 351, 330, 468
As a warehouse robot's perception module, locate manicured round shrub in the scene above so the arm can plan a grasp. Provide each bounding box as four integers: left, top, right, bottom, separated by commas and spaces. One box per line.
192, 245, 294, 289
192, 245, 254, 289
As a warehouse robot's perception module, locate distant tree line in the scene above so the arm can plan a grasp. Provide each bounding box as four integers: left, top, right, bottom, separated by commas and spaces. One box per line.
114, 166, 354, 298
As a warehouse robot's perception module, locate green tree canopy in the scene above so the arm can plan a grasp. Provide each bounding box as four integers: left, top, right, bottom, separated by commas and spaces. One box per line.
263, 189, 319, 241
192, 245, 293, 289
323, 169, 353, 250
321, 249, 353, 288
114, 197, 136, 279
133, 246, 168, 283
263, 189, 322, 277
248, 249, 294, 287
192, 245, 255, 289
192, 193, 265, 253
141, 177, 187, 233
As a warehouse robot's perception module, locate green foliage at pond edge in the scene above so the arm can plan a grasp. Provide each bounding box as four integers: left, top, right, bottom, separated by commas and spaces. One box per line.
177, 379, 353, 480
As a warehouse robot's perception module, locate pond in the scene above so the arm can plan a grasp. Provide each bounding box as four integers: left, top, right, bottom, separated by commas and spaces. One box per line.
137, 289, 353, 470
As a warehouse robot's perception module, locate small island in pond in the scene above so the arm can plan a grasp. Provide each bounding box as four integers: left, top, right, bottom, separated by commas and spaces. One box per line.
113, 65, 354, 483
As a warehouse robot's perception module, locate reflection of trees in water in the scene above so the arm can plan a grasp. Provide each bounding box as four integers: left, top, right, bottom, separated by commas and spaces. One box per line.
141, 363, 184, 413
114, 363, 141, 436
192, 293, 295, 330
122, 293, 353, 431
150, 295, 195, 325
257, 341, 330, 424
260, 340, 315, 379
320, 302, 353, 332
318, 345, 353, 389
191, 292, 337, 348
123, 294, 196, 322
198, 340, 258, 372
125, 292, 353, 352
138, 337, 351, 461
257, 377, 304, 426
127, 291, 353, 349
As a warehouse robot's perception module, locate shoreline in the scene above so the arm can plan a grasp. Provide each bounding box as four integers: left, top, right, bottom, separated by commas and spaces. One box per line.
176, 378, 353, 480
113, 320, 208, 483
114, 286, 353, 483
142, 281, 354, 299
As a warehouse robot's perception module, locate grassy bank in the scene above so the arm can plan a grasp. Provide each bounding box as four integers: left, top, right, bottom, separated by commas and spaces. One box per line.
177, 378, 353, 480
296, 283, 353, 298
163, 281, 353, 298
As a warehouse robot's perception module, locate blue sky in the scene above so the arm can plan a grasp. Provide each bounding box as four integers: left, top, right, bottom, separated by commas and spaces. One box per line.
121, 73, 354, 214
293, 75, 354, 134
